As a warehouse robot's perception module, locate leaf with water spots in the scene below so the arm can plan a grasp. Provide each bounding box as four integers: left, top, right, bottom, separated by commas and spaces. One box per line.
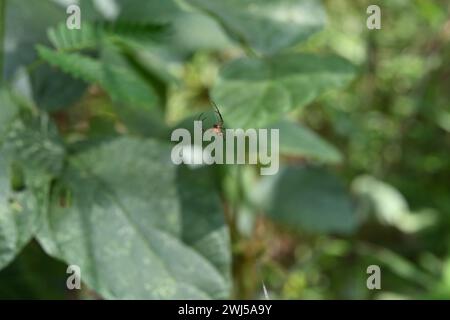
37, 137, 231, 299
0, 151, 41, 270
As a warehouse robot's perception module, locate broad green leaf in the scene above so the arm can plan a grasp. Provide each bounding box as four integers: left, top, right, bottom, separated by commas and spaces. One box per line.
269, 119, 342, 163
0, 150, 40, 270
251, 166, 357, 233
37, 137, 231, 299
186, 0, 326, 54
176, 165, 231, 278
212, 54, 356, 128
37, 46, 159, 109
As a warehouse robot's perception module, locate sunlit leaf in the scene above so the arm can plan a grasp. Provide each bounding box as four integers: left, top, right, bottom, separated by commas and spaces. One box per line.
186, 0, 326, 54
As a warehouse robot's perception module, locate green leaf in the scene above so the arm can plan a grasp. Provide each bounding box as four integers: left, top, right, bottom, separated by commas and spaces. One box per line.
0, 98, 64, 270
4, 116, 65, 177
212, 54, 356, 128
37, 137, 231, 299
30, 63, 88, 112
99, 44, 168, 136
37, 46, 159, 109
270, 119, 342, 163
47, 21, 168, 51
186, 0, 326, 54
251, 166, 357, 233
176, 166, 231, 279
116, 0, 182, 22
47, 22, 99, 51
0, 150, 40, 270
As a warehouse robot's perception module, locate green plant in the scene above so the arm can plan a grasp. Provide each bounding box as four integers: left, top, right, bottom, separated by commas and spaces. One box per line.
1, 0, 449, 300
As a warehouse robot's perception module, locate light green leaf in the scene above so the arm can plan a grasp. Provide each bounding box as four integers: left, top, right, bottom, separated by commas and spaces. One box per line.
251, 166, 357, 233
186, 0, 326, 54
37, 137, 231, 299
37, 46, 159, 109
352, 175, 436, 233
270, 119, 342, 163
4, 116, 65, 177
212, 54, 356, 128
0, 151, 40, 270
47, 22, 99, 52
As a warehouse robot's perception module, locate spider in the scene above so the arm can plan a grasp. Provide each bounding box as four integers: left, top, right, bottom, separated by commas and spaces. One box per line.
211, 102, 224, 136
197, 102, 225, 136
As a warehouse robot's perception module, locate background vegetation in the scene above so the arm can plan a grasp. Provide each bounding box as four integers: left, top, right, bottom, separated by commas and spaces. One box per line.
0, 0, 449, 299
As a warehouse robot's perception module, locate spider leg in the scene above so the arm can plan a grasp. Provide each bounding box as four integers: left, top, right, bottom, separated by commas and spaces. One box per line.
211, 101, 224, 124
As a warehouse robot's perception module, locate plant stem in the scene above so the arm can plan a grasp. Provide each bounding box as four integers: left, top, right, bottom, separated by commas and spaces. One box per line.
0, 0, 5, 84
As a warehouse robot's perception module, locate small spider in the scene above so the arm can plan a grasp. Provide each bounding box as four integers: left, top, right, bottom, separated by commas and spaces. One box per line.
211, 102, 224, 136
197, 102, 225, 136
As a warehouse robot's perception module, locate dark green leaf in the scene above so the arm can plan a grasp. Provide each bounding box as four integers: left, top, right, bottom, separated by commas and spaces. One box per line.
251, 166, 357, 233
37, 46, 159, 109
270, 119, 342, 163
212, 54, 356, 128
47, 21, 168, 51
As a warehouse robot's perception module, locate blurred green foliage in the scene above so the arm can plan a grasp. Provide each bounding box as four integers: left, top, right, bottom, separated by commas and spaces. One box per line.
0, 0, 449, 299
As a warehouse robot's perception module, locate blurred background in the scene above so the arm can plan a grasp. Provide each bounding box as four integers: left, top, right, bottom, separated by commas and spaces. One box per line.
0, 0, 449, 299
